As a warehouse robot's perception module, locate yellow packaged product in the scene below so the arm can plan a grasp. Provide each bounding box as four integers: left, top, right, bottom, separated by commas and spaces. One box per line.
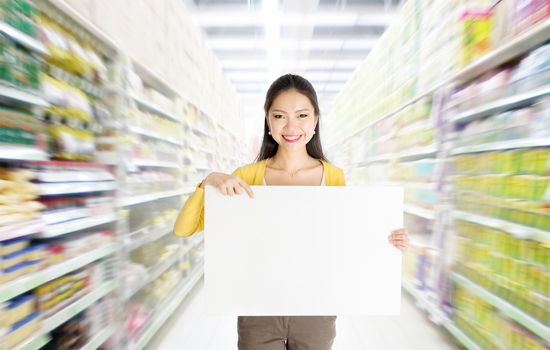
0, 238, 29, 257
0, 248, 27, 270
0, 312, 40, 350
0, 294, 35, 329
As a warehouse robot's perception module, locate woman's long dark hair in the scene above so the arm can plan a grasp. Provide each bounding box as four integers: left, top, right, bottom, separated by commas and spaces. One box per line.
256, 74, 327, 162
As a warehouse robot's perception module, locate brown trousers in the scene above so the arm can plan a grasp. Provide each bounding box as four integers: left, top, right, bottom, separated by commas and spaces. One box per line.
237, 316, 337, 350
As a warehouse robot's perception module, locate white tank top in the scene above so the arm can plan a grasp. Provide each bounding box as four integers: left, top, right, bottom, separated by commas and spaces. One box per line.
262, 172, 326, 186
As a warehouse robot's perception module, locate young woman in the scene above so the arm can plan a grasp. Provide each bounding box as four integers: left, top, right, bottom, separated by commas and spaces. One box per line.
174, 74, 409, 350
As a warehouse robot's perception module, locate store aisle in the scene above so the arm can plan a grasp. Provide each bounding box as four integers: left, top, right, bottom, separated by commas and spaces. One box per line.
148, 278, 458, 350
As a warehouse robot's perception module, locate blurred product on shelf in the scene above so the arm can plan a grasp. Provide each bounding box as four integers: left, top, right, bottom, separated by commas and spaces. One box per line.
454, 221, 550, 324
126, 201, 179, 234
389, 159, 437, 182
454, 147, 550, 231
0, 0, 38, 37
0, 259, 110, 349
0, 106, 46, 148
0, 229, 113, 284
454, 285, 549, 350
0, 34, 40, 90
122, 169, 177, 196
38, 15, 107, 82
0, 167, 43, 226
126, 107, 181, 143
459, 7, 493, 67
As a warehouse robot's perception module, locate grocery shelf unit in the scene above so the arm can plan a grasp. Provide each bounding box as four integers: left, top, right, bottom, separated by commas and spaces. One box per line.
0, 0, 245, 348
326, 0, 550, 347
0, 0, 121, 348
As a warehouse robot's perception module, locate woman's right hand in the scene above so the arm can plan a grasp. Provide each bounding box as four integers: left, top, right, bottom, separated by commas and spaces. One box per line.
200, 172, 254, 198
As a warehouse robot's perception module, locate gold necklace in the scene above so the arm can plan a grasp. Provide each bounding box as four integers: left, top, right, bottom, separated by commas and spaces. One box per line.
269, 160, 314, 178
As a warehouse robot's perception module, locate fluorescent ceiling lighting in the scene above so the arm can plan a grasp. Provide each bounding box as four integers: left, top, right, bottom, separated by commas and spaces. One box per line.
263, 0, 280, 80
197, 11, 394, 27
334, 59, 363, 69
227, 72, 268, 82
342, 38, 378, 50
208, 38, 377, 51
222, 60, 269, 69
234, 82, 270, 91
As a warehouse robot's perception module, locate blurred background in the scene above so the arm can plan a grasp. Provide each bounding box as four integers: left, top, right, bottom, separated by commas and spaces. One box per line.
0, 0, 549, 349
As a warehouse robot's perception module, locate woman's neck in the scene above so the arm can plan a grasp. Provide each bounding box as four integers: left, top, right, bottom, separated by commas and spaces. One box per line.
269, 148, 317, 173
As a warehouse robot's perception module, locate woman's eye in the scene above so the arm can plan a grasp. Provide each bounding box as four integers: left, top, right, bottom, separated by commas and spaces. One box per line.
273, 115, 283, 119
299, 114, 308, 118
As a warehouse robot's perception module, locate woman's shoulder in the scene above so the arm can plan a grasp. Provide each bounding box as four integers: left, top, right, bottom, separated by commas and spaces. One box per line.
321, 160, 346, 186
321, 161, 344, 174
233, 159, 266, 174
232, 159, 268, 185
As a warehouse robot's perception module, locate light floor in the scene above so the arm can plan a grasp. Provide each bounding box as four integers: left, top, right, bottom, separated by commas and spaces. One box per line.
147, 279, 459, 350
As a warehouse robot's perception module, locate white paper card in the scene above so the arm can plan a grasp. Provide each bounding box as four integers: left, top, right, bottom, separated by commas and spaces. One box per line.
204, 186, 403, 316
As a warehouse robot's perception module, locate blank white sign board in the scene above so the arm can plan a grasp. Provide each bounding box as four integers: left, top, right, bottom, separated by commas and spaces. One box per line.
204, 186, 403, 316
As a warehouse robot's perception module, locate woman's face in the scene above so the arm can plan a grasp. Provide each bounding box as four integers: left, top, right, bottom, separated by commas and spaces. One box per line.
267, 89, 317, 150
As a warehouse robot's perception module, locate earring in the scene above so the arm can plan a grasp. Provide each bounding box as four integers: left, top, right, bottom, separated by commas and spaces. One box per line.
313, 130, 316, 134
268, 131, 271, 135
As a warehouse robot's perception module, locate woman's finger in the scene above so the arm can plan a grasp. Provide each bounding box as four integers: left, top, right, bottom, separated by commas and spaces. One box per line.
220, 184, 228, 196
234, 184, 242, 195
239, 180, 255, 198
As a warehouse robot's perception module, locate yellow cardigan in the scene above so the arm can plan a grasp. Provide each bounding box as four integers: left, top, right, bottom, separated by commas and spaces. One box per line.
173, 158, 346, 237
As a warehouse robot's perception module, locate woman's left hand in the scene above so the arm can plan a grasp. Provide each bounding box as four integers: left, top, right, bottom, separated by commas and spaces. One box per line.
388, 228, 409, 252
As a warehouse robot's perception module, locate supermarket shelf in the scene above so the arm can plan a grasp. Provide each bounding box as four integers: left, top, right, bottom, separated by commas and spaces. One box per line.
362, 146, 438, 165
126, 237, 203, 299
126, 224, 173, 251
131, 94, 180, 122
452, 273, 550, 342
409, 234, 435, 249
132, 158, 181, 169
44, 281, 115, 333
404, 204, 436, 220
451, 138, 550, 155
0, 21, 49, 55
36, 170, 115, 183
192, 127, 213, 137
79, 326, 115, 350
0, 219, 44, 241
453, 210, 550, 243
451, 84, 550, 124
13, 334, 51, 350
397, 146, 438, 160
118, 188, 187, 207
125, 252, 180, 301
40, 181, 117, 195
327, 20, 550, 149
135, 266, 204, 350
38, 213, 117, 238
0, 84, 48, 107
0, 243, 117, 303
402, 278, 447, 325
48, 65, 102, 98
0, 144, 49, 161
17, 282, 115, 350
379, 181, 436, 190
187, 144, 216, 155
182, 186, 197, 194
399, 119, 433, 135
442, 321, 484, 350
452, 19, 550, 84
128, 125, 183, 146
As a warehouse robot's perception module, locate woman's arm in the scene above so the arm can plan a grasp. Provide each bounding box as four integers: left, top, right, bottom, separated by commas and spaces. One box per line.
173, 184, 205, 237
